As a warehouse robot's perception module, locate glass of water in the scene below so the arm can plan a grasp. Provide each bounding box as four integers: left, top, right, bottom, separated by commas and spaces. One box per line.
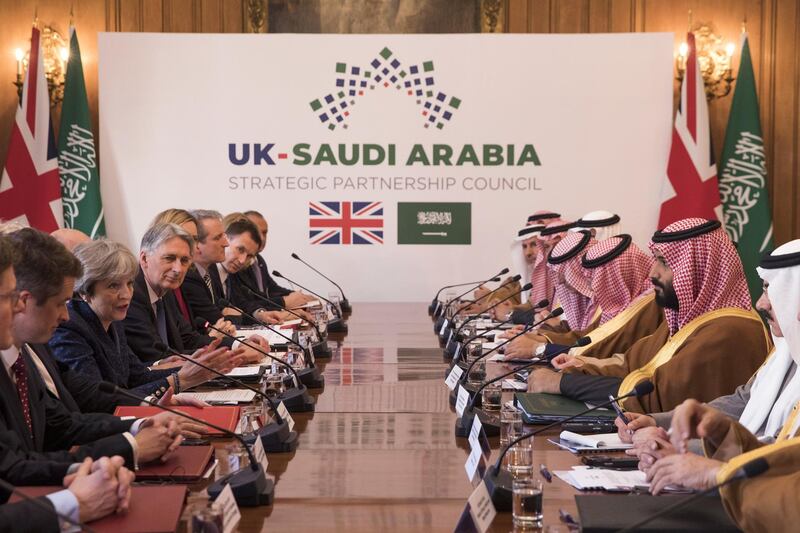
507, 439, 534, 478
512, 476, 544, 529
481, 381, 502, 412
466, 341, 483, 363
500, 405, 523, 447
467, 360, 486, 386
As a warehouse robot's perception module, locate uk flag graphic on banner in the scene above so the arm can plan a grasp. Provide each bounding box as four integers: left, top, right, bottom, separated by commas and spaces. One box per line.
309, 201, 384, 245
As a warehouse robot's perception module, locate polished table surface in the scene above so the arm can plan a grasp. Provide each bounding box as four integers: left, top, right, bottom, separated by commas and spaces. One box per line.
198, 303, 588, 532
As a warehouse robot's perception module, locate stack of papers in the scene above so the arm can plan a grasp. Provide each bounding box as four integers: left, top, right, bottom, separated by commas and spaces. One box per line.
555, 466, 692, 493
182, 389, 257, 404
555, 466, 647, 491
550, 431, 633, 453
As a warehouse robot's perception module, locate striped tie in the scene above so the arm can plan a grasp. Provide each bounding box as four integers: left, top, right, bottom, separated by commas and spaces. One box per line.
203, 273, 215, 303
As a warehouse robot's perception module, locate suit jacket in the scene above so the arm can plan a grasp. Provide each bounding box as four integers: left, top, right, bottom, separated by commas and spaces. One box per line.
0, 498, 60, 531
242, 255, 290, 303
27, 344, 139, 414
0, 348, 135, 485
122, 271, 230, 362
49, 300, 174, 400
181, 265, 243, 328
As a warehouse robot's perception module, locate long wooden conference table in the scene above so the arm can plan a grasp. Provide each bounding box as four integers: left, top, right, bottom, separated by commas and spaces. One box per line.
193, 302, 585, 531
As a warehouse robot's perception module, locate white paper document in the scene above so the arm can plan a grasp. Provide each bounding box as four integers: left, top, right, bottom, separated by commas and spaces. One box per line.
182, 389, 257, 404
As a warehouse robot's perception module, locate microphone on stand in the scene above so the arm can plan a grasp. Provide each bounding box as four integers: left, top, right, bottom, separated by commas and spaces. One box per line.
0, 478, 95, 533
456, 306, 565, 379
615, 458, 769, 532
434, 267, 509, 332
439, 272, 514, 349
450, 298, 560, 361
153, 341, 298, 453
98, 381, 273, 507
453, 331, 581, 438
291, 252, 352, 314
272, 270, 347, 333
429, 278, 504, 316
444, 282, 532, 357
241, 285, 330, 358
442, 276, 522, 355
483, 380, 655, 511
216, 299, 324, 389
196, 317, 315, 412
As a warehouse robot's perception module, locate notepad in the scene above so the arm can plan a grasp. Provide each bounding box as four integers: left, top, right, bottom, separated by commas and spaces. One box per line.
555, 465, 646, 491
182, 389, 256, 404
558, 431, 632, 450
226, 366, 263, 377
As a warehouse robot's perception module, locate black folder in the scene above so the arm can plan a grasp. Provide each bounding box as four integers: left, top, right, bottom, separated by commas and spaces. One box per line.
514, 392, 617, 424
575, 493, 741, 532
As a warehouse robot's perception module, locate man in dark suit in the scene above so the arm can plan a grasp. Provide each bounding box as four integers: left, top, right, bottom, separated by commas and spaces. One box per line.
1, 229, 183, 483
182, 210, 240, 328
123, 222, 266, 364
243, 210, 315, 309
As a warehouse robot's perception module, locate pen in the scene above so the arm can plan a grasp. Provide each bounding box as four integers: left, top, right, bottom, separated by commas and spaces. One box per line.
539, 463, 552, 483
608, 394, 630, 424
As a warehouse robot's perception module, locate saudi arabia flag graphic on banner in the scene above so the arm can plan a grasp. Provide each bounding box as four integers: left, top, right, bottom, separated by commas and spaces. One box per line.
58, 26, 105, 238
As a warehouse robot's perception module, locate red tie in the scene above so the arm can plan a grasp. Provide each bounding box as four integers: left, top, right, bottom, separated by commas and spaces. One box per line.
173, 288, 191, 322
11, 354, 33, 438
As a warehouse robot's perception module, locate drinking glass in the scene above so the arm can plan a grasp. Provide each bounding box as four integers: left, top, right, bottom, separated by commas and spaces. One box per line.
190, 502, 224, 532
481, 381, 502, 412
512, 477, 544, 529
467, 360, 486, 386
507, 439, 534, 478
500, 405, 523, 447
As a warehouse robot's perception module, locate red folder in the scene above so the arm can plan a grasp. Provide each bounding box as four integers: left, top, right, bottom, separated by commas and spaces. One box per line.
135, 444, 214, 481
114, 405, 241, 436
11, 485, 187, 533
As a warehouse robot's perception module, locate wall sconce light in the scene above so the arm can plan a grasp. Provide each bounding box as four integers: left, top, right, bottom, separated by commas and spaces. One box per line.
13, 25, 69, 107
675, 21, 736, 101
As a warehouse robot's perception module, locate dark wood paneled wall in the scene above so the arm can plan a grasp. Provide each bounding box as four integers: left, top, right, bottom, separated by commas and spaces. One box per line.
1, 0, 797, 242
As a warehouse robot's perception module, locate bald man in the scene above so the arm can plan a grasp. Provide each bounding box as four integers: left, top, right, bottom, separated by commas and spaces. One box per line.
51, 228, 90, 251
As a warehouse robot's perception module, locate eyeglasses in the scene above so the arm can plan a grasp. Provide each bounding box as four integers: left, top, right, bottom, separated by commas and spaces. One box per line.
0, 290, 20, 304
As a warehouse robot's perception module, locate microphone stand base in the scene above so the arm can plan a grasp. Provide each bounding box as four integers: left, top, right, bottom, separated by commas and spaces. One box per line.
298, 366, 325, 389
208, 466, 273, 507
340, 299, 352, 314
433, 316, 446, 333
244, 420, 300, 453
455, 409, 500, 438
483, 466, 513, 512
312, 341, 331, 359
449, 382, 482, 408
277, 385, 316, 412
428, 299, 437, 316
328, 318, 348, 333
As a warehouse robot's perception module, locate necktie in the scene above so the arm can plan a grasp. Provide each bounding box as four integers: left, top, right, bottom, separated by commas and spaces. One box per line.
223, 276, 231, 298
252, 262, 265, 293
203, 273, 215, 303
11, 354, 33, 438
173, 288, 191, 322
155, 298, 169, 345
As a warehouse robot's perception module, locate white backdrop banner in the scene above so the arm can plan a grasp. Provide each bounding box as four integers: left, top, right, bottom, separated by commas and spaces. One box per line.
99, 33, 673, 302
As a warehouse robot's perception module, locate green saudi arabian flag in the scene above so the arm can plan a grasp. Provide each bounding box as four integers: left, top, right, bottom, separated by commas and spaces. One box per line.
58, 26, 105, 238
719, 33, 773, 301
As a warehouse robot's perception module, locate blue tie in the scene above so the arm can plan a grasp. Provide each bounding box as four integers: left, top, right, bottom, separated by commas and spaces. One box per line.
155, 298, 169, 345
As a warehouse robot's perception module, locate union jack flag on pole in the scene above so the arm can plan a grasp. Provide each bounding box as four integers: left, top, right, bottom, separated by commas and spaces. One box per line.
657, 32, 722, 229
0, 25, 63, 231
309, 201, 384, 245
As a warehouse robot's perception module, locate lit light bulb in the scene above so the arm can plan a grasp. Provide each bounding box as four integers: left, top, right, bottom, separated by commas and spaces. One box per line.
60, 47, 69, 62
14, 48, 23, 61
725, 42, 736, 58
678, 42, 689, 58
